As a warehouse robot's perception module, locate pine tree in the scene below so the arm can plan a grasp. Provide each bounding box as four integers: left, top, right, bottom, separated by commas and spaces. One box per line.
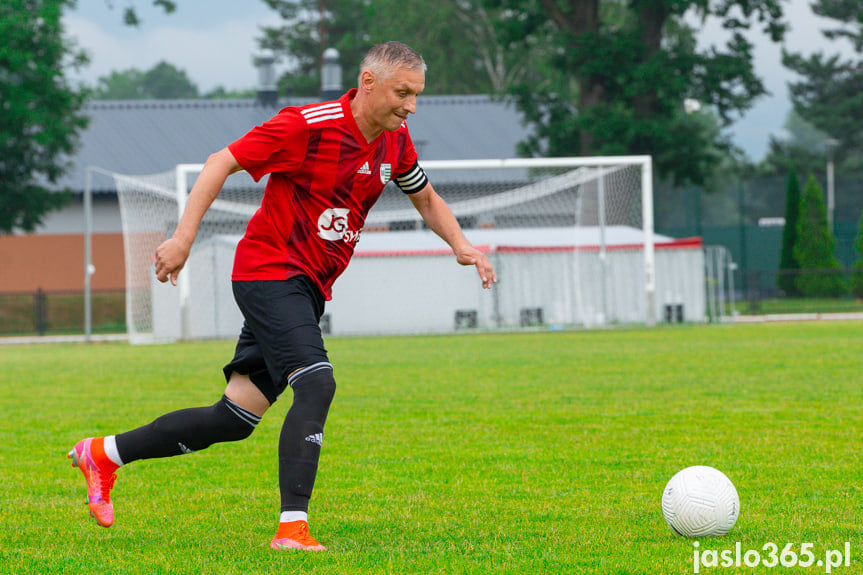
783, 0, 863, 164
777, 167, 802, 296
793, 175, 847, 297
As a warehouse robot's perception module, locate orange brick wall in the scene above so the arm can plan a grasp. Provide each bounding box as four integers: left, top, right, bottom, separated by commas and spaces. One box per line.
0, 233, 126, 293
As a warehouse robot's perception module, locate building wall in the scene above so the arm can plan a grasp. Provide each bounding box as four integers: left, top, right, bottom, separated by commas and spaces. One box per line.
0, 233, 125, 293
34, 195, 123, 235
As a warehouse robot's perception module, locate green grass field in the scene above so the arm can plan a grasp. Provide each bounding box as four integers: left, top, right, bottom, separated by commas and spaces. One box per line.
1, 322, 861, 574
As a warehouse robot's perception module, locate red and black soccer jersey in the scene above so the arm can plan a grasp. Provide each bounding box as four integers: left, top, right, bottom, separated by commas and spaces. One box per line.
228, 89, 422, 300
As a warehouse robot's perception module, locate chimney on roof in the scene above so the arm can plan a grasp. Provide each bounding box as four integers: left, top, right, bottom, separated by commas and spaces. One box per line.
254, 52, 278, 107
320, 48, 342, 101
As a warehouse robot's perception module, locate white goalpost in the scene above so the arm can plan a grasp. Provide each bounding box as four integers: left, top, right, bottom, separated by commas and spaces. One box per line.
110, 155, 682, 343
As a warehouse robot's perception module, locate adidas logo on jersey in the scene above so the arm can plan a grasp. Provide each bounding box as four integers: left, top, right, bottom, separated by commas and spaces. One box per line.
304, 433, 323, 447
357, 161, 372, 175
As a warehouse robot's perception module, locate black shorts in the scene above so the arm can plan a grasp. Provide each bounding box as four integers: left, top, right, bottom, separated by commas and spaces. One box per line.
223, 276, 329, 404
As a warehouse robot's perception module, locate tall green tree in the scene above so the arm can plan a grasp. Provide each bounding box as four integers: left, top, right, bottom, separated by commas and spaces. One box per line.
490, 0, 787, 185
142, 61, 198, 99
257, 0, 515, 96
853, 210, 863, 298
794, 174, 846, 298
258, 0, 372, 97
255, 1, 785, 185
0, 0, 89, 233
377, 0, 534, 94
92, 68, 148, 99
92, 61, 199, 100
777, 167, 802, 296
783, 0, 863, 170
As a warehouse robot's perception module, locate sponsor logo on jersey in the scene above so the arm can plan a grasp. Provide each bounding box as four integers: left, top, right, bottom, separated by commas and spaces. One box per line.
357, 161, 372, 175
317, 207, 361, 244
380, 163, 392, 184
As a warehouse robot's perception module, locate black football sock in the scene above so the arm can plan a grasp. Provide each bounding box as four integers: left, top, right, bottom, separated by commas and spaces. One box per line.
279, 363, 336, 513
114, 395, 261, 463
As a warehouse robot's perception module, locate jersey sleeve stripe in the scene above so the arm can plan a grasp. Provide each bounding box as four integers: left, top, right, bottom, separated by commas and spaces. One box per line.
305, 112, 345, 124
302, 103, 344, 124
302, 102, 342, 116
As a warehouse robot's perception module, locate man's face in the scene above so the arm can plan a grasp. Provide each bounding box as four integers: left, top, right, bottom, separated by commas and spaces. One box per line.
367, 67, 425, 132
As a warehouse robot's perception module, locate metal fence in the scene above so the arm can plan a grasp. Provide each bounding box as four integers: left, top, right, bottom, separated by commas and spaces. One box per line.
0, 289, 125, 336
656, 171, 863, 290
734, 268, 862, 316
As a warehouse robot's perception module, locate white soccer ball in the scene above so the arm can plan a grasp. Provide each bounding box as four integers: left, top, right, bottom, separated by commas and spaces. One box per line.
661, 465, 740, 537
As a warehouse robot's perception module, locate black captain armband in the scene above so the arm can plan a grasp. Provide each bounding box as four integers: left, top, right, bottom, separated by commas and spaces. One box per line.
395, 161, 429, 194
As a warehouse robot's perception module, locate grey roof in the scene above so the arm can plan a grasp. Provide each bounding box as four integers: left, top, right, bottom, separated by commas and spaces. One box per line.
59, 94, 529, 192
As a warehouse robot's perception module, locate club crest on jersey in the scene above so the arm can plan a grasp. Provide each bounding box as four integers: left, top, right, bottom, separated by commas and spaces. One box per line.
380, 163, 392, 184
317, 208, 351, 241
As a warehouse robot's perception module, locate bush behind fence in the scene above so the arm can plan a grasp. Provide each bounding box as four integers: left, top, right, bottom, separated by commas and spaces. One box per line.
736, 268, 863, 315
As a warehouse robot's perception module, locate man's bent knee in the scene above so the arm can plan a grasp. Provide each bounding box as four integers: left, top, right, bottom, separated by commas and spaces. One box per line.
226, 372, 271, 417
288, 362, 336, 404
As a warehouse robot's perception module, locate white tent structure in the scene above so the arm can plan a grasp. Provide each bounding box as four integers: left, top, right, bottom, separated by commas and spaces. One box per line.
151, 226, 704, 339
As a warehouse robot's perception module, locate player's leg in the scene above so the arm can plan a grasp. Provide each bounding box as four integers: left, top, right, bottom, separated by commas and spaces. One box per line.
231, 277, 334, 551
68, 388, 265, 527
68, 341, 271, 528
112, 377, 266, 462
225, 372, 271, 416
272, 362, 336, 551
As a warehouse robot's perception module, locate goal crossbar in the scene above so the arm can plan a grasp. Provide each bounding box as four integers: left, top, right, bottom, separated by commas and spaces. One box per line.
111, 155, 657, 342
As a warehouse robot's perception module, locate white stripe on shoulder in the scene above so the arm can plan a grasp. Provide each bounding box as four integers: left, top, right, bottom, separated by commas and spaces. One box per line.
305, 112, 344, 124
302, 102, 342, 116
304, 107, 342, 120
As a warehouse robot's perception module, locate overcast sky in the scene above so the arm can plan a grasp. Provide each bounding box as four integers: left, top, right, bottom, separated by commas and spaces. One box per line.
64, 1, 856, 162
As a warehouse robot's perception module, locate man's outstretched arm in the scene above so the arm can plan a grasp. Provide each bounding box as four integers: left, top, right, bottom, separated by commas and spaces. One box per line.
408, 183, 497, 289
154, 147, 243, 285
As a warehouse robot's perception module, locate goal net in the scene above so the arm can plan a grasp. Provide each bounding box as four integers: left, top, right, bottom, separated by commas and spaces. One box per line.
113, 156, 665, 342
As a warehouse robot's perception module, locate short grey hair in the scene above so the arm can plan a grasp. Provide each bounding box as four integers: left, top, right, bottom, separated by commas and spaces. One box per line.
358, 41, 426, 84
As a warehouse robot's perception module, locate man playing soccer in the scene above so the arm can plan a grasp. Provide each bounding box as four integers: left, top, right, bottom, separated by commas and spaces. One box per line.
67, 41, 496, 551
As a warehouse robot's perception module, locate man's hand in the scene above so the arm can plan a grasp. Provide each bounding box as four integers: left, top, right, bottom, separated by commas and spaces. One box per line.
407, 184, 498, 289
151, 148, 242, 286
456, 246, 497, 289
154, 236, 192, 286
